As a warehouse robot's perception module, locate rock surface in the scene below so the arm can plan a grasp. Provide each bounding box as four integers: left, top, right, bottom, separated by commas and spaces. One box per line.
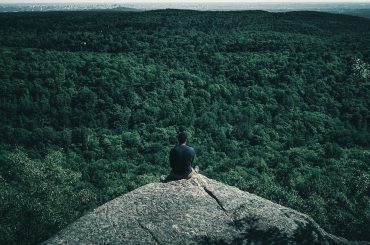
42, 174, 354, 245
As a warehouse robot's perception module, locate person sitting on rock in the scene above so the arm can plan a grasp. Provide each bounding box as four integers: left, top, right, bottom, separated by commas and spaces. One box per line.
161, 132, 198, 182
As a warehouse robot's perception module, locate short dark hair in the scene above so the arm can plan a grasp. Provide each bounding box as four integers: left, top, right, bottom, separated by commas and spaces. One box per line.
178, 132, 187, 144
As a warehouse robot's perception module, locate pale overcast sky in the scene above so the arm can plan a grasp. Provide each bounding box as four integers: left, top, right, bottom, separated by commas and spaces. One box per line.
2, 0, 370, 3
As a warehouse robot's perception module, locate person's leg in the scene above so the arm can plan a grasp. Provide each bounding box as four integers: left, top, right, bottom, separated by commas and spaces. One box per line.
161, 172, 181, 183
161, 170, 198, 182
186, 169, 197, 179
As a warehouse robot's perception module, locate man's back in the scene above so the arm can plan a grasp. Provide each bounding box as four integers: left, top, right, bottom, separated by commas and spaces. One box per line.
169, 145, 195, 175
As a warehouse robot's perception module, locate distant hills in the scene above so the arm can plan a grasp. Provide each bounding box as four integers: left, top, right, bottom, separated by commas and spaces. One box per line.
334, 9, 370, 19
0, 4, 140, 12
0, 3, 370, 19
0, 3, 370, 18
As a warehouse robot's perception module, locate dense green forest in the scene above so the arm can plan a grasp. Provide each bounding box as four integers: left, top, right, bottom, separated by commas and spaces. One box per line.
0, 10, 369, 244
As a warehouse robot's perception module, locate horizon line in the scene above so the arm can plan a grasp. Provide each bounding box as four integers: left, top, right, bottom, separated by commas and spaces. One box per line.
2, 1, 370, 4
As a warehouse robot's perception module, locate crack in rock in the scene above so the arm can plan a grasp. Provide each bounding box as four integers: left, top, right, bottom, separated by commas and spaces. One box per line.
138, 221, 161, 245
203, 187, 227, 212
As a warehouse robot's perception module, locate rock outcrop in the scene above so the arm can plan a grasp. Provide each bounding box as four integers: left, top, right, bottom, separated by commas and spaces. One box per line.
42, 174, 353, 244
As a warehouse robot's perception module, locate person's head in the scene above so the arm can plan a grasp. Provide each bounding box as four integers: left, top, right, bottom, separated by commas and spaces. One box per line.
178, 132, 187, 145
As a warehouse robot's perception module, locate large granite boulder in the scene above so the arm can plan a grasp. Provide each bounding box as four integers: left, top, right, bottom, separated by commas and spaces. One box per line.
42, 174, 357, 244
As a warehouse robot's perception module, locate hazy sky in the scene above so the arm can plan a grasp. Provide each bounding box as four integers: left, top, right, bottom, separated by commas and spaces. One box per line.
2, 0, 370, 3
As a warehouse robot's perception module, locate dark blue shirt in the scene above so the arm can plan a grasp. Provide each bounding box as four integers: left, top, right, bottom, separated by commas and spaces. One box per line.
169, 145, 195, 175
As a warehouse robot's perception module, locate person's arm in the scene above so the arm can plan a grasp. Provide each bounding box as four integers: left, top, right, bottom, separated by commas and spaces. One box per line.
190, 148, 195, 166
169, 148, 175, 169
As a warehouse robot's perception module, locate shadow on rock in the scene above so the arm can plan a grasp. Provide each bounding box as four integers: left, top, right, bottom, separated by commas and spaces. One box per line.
198, 217, 329, 245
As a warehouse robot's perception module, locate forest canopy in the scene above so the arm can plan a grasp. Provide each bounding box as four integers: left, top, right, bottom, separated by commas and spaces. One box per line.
0, 10, 369, 244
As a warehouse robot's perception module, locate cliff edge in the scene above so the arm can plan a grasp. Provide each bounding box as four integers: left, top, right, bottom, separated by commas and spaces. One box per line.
42, 174, 356, 244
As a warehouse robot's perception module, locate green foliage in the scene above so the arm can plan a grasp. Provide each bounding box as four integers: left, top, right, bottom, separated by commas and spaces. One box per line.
0, 9, 369, 244
0, 150, 96, 245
